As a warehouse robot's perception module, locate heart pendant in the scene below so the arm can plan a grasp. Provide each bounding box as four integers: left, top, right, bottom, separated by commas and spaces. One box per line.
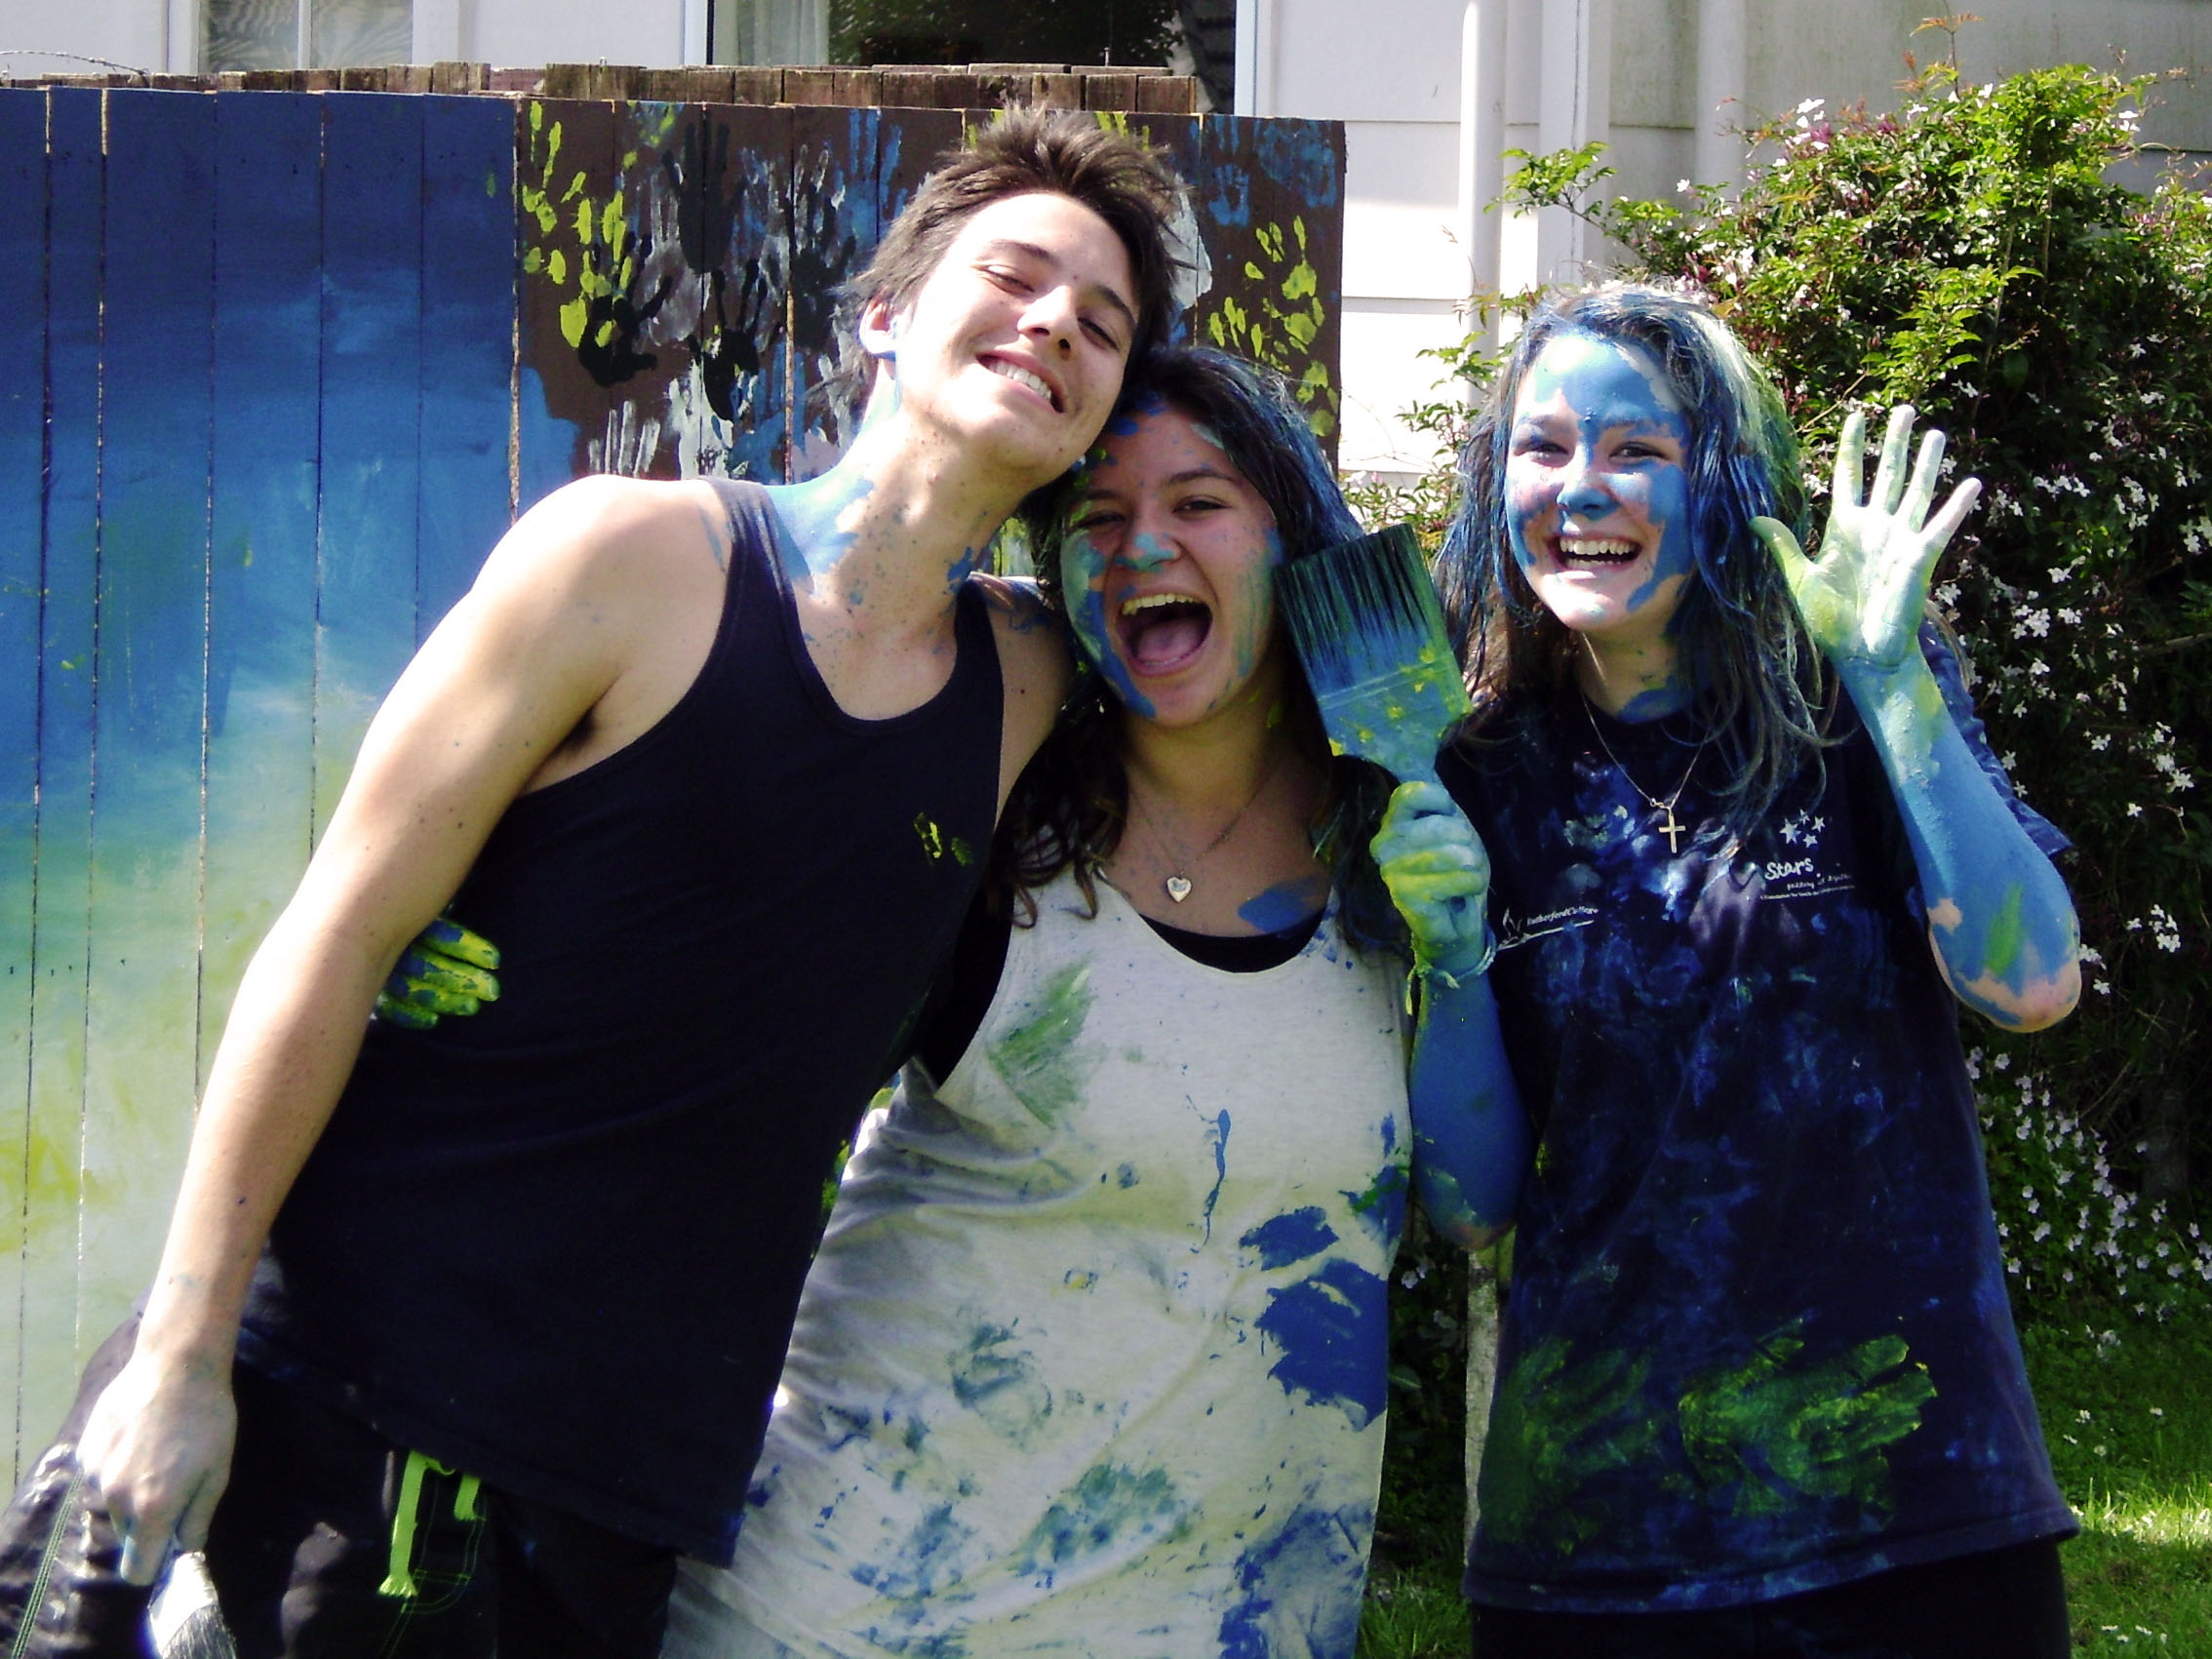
1165, 875, 1194, 903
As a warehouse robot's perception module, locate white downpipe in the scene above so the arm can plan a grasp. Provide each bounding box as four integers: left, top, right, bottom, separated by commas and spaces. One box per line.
1234, 0, 1275, 116
682, 0, 709, 65
1456, 0, 1507, 353
1696, 0, 1748, 193
1534, 0, 1608, 285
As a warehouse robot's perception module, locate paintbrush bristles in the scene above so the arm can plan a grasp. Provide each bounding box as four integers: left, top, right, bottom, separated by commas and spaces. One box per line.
1279, 530, 1454, 689
1279, 524, 1470, 785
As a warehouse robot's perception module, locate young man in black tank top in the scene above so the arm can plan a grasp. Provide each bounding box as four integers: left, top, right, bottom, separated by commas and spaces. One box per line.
37, 110, 1182, 1658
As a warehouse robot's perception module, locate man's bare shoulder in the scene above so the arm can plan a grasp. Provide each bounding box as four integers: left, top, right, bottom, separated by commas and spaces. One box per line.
488, 475, 731, 584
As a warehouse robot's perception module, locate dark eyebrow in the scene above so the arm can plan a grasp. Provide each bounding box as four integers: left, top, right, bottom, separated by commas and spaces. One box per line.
979, 238, 1140, 338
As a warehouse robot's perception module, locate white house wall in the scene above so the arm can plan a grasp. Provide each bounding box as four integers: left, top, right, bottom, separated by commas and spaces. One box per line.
1263, 0, 2212, 479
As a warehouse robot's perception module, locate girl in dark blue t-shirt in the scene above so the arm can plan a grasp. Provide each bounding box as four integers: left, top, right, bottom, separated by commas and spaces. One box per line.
1373, 284, 2082, 1657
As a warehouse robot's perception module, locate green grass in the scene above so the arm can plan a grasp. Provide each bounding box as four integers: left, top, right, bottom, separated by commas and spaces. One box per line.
1358, 1307, 2212, 1658
2024, 1312, 2212, 1652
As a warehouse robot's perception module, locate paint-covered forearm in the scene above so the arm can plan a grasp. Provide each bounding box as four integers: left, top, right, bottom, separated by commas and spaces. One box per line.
1758, 405, 2078, 1030
1841, 652, 2079, 1030
1408, 968, 1530, 1247
1373, 780, 1529, 1244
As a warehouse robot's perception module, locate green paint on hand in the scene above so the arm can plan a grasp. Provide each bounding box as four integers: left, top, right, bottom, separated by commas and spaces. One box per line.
1678, 1323, 1935, 1521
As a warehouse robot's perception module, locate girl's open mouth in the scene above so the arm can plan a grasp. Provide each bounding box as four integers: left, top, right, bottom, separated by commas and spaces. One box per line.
1118, 593, 1213, 673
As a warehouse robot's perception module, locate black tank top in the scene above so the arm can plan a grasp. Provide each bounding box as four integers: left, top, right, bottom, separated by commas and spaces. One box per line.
240, 483, 1003, 1558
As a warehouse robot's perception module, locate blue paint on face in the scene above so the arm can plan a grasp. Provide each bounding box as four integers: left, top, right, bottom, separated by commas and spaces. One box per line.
1061, 526, 1157, 718
1506, 329, 1698, 654
1239, 1206, 1339, 1270
1254, 1256, 1389, 1427
1126, 530, 1173, 571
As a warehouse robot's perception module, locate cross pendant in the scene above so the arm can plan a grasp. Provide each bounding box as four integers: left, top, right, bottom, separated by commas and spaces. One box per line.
1656, 808, 1685, 854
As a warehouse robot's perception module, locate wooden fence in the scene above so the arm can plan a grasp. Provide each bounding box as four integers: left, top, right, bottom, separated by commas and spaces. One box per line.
0, 83, 1345, 1477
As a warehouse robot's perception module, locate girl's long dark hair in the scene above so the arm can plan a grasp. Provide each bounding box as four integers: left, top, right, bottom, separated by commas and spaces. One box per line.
993, 346, 1402, 953
1438, 284, 1826, 833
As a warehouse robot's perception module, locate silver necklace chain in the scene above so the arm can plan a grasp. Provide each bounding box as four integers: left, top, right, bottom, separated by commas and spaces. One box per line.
1581, 698, 1710, 855
1129, 748, 1287, 903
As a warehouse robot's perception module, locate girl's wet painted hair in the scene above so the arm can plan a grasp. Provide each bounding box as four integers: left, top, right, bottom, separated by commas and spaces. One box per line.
999, 346, 1400, 951
1439, 282, 1823, 831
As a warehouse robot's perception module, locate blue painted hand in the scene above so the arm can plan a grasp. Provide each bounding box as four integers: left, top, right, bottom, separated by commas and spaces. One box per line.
375, 915, 501, 1029
1755, 405, 1981, 674
1371, 779, 1492, 979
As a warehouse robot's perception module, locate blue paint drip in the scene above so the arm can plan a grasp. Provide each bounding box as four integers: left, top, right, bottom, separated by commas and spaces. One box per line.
1239, 1206, 1338, 1269
1255, 1258, 1389, 1427
1194, 1107, 1232, 1247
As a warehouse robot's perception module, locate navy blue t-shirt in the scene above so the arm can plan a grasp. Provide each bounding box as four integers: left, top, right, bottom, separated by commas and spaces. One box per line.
1443, 628, 2074, 1612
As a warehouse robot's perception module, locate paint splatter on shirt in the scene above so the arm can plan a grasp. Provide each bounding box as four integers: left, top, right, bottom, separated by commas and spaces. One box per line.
1444, 630, 2074, 1613
667, 869, 1409, 1657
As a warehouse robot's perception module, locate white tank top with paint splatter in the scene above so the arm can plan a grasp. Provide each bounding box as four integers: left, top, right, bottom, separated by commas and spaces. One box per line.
667, 866, 1411, 1659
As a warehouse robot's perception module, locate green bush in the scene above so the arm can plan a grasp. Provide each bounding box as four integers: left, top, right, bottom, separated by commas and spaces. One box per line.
1365, 47, 2212, 1330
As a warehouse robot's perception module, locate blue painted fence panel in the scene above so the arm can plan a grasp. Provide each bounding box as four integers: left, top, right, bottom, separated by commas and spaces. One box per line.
0, 87, 49, 1449
201, 94, 323, 1086
0, 90, 1344, 1479
81, 88, 218, 1356
20, 87, 104, 1455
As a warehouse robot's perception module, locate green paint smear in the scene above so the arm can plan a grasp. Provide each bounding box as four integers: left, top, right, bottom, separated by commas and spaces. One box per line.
987, 962, 1094, 1126
1981, 882, 2029, 980
1481, 1333, 1668, 1556
1678, 1324, 1935, 1521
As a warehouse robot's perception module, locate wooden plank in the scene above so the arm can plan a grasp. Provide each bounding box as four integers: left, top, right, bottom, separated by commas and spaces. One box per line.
313, 94, 423, 837
1082, 71, 1140, 112
513, 95, 620, 505
0, 87, 48, 1482
200, 92, 323, 1094
786, 104, 879, 474
875, 69, 942, 110
783, 68, 876, 107
728, 66, 782, 104
417, 94, 518, 632
20, 86, 101, 1458
1192, 115, 1346, 459
1136, 76, 1200, 115
80, 88, 217, 1357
